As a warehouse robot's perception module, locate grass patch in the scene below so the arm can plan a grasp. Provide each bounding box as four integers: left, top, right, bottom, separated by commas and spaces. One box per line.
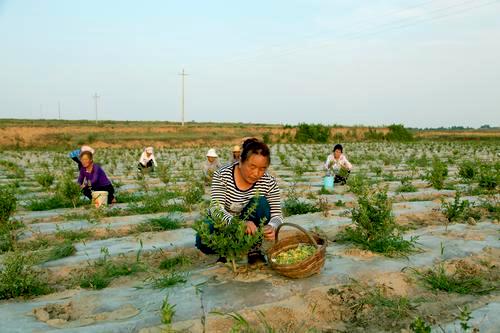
327, 281, 418, 330
159, 254, 192, 270
55, 229, 92, 242
79, 248, 145, 290
135, 215, 183, 232
148, 271, 188, 289
412, 260, 497, 295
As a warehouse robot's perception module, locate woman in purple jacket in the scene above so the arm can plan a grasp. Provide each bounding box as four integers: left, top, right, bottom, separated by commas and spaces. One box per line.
77, 151, 116, 204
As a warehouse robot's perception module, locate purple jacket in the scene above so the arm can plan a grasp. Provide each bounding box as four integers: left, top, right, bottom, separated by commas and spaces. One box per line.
77, 163, 111, 188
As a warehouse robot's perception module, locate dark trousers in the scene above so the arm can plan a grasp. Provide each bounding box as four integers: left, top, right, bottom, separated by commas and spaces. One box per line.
82, 184, 115, 204
195, 196, 271, 255
334, 170, 351, 185
138, 160, 154, 171
72, 157, 83, 171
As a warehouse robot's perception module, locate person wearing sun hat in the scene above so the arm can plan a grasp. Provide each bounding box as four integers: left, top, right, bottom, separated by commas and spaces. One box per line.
68, 145, 95, 170
138, 146, 157, 173
231, 145, 241, 163
203, 148, 221, 185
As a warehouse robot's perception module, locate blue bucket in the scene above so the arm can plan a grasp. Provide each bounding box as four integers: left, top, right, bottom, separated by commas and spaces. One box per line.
323, 176, 334, 189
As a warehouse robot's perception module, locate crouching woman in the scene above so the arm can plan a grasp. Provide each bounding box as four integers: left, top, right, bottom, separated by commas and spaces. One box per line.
195, 138, 283, 264
77, 151, 116, 205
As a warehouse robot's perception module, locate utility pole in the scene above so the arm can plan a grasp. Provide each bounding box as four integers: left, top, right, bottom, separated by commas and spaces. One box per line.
93, 93, 100, 124
58, 101, 61, 120
178, 69, 188, 126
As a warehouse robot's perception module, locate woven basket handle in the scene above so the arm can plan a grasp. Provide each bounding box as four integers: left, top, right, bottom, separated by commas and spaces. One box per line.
275, 223, 318, 248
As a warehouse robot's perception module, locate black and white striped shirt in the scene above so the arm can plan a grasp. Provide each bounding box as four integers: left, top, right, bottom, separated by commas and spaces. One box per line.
209, 162, 283, 228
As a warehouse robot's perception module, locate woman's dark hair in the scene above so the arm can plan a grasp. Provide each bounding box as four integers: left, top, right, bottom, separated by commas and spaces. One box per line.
333, 144, 343, 153
241, 138, 271, 164
79, 151, 93, 160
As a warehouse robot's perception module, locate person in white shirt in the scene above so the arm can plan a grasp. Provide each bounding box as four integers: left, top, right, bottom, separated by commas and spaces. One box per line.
203, 148, 221, 185
324, 144, 352, 185
138, 147, 157, 172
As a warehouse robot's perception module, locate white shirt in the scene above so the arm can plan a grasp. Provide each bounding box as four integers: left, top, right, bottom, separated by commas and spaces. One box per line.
139, 152, 157, 166
324, 153, 352, 173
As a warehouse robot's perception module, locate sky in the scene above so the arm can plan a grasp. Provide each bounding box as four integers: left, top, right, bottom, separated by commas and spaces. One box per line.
0, 0, 499, 128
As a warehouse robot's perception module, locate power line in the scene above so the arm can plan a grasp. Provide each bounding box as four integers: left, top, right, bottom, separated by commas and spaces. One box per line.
196, 0, 499, 71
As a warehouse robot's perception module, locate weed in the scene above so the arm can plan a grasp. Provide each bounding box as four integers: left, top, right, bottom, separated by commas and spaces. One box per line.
160, 294, 176, 325
148, 271, 188, 289
410, 316, 431, 333
396, 177, 417, 193
283, 186, 321, 217
136, 215, 183, 232
55, 228, 92, 242
159, 254, 192, 270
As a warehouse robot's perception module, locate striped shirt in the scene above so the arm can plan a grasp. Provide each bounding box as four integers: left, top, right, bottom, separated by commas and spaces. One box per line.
209, 162, 283, 228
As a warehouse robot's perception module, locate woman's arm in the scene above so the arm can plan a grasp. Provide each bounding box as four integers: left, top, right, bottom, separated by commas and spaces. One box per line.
208, 169, 235, 224
341, 155, 352, 171
267, 177, 284, 229
324, 155, 332, 170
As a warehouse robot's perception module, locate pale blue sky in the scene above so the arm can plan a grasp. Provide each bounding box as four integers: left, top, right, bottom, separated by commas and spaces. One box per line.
1, 0, 499, 127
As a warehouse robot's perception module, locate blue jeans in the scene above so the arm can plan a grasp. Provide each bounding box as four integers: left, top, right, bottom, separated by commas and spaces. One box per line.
195, 196, 271, 255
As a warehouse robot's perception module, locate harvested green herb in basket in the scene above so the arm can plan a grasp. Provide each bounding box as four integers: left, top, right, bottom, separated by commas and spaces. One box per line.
271, 244, 316, 265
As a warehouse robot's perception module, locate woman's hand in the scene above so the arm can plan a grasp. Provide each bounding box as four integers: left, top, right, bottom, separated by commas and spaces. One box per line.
244, 221, 258, 235
263, 225, 275, 240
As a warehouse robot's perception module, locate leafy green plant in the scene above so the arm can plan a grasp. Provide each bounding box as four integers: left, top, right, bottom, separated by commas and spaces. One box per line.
157, 164, 171, 185
337, 188, 417, 256
0, 251, 51, 299
458, 160, 476, 182
425, 157, 448, 190
182, 181, 204, 209
193, 203, 263, 272
34, 170, 55, 190
56, 172, 83, 208
409, 316, 431, 333
347, 173, 370, 196
0, 186, 17, 223
477, 164, 498, 191
0, 186, 19, 253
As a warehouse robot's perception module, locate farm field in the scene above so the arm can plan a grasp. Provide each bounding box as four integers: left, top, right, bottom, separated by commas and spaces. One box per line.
0, 140, 498, 333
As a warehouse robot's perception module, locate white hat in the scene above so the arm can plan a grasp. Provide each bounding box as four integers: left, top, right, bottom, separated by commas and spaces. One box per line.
206, 148, 218, 158
81, 145, 95, 155
232, 145, 241, 152
145, 147, 154, 154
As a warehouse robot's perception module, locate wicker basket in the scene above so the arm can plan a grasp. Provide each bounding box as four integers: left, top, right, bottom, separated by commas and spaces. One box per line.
267, 223, 327, 279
